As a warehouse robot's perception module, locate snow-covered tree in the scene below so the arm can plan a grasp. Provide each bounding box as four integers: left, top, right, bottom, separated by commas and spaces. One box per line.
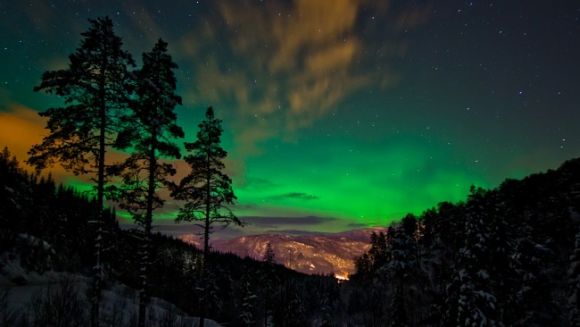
445, 188, 501, 326
510, 225, 557, 326
569, 228, 580, 326
239, 275, 257, 326
382, 215, 427, 326
261, 242, 277, 326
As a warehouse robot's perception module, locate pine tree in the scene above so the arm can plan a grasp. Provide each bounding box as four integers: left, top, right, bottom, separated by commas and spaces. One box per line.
486, 192, 514, 322
112, 39, 183, 327
445, 188, 501, 326
0, 147, 23, 228
511, 225, 557, 326
569, 228, 580, 326
262, 242, 277, 326
239, 275, 257, 326
369, 231, 389, 272
383, 215, 422, 326
319, 293, 334, 327
263, 242, 275, 264
172, 106, 240, 327
27, 17, 134, 327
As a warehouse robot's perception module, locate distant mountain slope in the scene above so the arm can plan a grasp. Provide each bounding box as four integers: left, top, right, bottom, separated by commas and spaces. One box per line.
181, 228, 387, 277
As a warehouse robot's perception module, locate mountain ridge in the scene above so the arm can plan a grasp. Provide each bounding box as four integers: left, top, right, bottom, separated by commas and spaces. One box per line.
180, 227, 388, 277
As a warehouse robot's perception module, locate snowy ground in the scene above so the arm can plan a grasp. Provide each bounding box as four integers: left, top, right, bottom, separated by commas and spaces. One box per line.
0, 234, 221, 327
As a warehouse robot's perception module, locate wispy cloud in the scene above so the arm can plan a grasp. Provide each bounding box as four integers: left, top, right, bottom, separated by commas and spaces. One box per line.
150, 215, 357, 239
268, 192, 319, 201
183, 0, 429, 167
241, 216, 336, 227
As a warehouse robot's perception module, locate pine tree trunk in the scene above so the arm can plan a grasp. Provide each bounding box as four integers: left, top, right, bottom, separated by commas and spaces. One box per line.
199, 154, 211, 327
138, 129, 157, 327
91, 73, 107, 327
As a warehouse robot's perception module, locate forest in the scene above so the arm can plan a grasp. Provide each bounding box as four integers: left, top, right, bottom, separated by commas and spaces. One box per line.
1, 16, 580, 327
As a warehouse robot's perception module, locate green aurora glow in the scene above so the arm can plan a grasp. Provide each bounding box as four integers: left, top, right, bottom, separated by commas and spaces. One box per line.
1, 1, 580, 231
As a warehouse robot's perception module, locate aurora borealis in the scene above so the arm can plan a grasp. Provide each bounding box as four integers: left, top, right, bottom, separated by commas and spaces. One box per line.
1, 1, 580, 233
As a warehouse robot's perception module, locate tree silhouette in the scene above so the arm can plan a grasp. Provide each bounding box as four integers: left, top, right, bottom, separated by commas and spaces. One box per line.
111, 39, 183, 327
27, 17, 134, 327
444, 188, 499, 326
263, 242, 276, 264
261, 242, 277, 326
569, 228, 580, 326
172, 106, 240, 327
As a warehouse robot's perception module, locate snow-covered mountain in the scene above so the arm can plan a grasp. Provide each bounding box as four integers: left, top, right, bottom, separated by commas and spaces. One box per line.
180, 228, 387, 277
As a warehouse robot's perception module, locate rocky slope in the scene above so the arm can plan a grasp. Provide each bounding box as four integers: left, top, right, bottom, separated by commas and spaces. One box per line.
180, 228, 387, 278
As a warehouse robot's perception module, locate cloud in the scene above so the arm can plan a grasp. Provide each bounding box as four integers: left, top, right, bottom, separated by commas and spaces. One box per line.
266, 0, 360, 72
0, 103, 136, 193
0, 104, 85, 183
140, 215, 373, 240
268, 192, 319, 201
241, 216, 336, 227
145, 215, 347, 239
0, 104, 52, 172
121, 1, 168, 47
346, 222, 368, 228
182, 0, 429, 167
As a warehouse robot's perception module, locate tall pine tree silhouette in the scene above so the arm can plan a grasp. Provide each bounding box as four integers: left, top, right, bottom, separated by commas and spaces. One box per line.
27, 17, 134, 327
173, 106, 240, 327
112, 39, 183, 327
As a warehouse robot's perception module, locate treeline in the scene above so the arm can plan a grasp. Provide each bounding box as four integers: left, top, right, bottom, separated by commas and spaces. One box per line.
347, 158, 580, 326
0, 147, 342, 326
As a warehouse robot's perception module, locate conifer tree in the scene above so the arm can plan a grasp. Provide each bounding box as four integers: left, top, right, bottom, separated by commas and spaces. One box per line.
383, 216, 421, 326
569, 228, 580, 326
112, 39, 183, 327
0, 147, 22, 227
486, 192, 514, 322
172, 106, 240, 327
511, 225, 557, 325
239, 274, 258, 326
445, 188, 500, 326
262, 242, 277, 326
264, 242, 276, 264
27, 17, 134, 327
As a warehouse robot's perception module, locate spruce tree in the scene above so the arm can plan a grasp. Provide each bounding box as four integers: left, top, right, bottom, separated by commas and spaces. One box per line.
445, 188, 501, 326
262, 242, 277, 326
239, 274, 258, 326
511, 225, 557, 325
112, 39, 183, 327
264, 242, 276, 264
486, 192, 514, 322
569, 228, 580, 326
172, 106, 240, 327
27, 17, 134, 327
383, 216, 422, 326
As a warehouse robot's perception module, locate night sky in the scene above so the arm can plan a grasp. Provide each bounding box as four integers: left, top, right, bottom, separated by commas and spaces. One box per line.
1, 1, 580, 234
